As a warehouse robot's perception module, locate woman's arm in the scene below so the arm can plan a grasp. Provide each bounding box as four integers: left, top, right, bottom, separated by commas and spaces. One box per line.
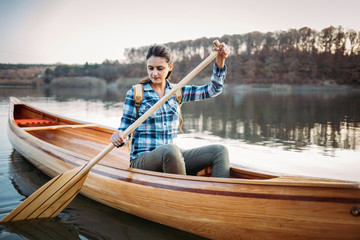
181, 63, 227, 102
181, 42, 230, 102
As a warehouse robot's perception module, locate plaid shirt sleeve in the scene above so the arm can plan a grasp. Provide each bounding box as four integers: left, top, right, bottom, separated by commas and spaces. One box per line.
182, 63, 227, 102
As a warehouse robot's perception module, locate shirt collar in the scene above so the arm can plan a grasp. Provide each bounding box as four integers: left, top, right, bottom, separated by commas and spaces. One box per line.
143, 80, 172, 92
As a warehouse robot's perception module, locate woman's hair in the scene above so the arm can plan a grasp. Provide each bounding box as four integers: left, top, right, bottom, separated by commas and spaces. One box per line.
139, 45, 173, 84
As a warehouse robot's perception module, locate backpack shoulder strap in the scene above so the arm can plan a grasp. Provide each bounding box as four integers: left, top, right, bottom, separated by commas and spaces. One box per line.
169, 83, 183, 104
127, 84, 144, 151
169, 83, 184, 133
133, 84, 144, 119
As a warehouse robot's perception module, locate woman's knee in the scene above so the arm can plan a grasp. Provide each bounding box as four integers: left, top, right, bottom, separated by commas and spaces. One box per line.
210, 144, 230, 178
161, 144, 185, 174
161, 144, 183, 162
211, 145, 229, 159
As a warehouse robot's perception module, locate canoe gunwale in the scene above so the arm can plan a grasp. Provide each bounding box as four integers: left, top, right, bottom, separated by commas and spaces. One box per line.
10, 119, 360, 189
8, 97, 360, 188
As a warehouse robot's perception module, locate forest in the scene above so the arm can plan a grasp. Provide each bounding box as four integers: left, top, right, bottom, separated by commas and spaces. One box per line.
1, 26, 360, 86
122, 25, 360, 85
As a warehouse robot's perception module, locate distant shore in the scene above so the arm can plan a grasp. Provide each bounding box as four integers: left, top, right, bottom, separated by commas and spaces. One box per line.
1, 77, 360, 92
229, 83, 360, 92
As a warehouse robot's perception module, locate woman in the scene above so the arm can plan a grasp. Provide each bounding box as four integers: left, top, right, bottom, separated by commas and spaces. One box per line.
111, 42, 231, 177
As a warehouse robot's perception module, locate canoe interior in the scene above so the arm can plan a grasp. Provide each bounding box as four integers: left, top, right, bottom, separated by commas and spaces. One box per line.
12, 102, 277, 180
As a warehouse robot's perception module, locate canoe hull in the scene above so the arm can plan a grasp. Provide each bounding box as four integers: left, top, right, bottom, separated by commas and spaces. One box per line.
7, 97, 360, 240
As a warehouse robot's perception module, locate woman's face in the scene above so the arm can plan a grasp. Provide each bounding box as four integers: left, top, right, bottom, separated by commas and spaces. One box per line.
147, 56, 173, 85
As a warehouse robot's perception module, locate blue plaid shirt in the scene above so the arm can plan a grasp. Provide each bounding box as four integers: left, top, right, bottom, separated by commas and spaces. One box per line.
119, 63, 227, 161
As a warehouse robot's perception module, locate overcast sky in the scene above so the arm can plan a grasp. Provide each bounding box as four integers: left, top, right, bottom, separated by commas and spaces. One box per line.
1, 0, 359, 64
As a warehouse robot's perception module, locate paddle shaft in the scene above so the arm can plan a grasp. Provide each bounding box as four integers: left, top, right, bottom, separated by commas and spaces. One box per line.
84, 40, 221, 172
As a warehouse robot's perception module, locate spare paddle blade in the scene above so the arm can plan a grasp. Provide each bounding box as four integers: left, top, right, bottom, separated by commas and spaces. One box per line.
1, 165, 88, 223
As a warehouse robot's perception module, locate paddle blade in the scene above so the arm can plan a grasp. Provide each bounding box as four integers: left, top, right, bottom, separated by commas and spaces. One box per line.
1, 165, 88, 223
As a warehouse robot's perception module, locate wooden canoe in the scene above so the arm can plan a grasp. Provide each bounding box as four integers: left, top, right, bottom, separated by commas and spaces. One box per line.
7, 97, 360, 240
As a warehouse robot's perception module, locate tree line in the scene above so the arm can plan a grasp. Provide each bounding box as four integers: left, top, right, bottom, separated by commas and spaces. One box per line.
122, 26, 360, 85
41, 26, 360, 85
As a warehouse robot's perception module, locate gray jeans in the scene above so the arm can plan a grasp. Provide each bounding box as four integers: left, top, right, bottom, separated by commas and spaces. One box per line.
130, 144, 230, 178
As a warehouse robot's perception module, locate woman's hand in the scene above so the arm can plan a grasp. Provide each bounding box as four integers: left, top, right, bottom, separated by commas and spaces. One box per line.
214, 42, 230, 68
111, 130, 129, 147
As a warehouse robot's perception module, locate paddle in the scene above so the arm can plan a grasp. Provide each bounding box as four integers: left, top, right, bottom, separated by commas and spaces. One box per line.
1, 40, 221, 223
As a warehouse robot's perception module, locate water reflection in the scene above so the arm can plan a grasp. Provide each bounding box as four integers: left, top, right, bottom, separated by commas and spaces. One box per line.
0, 84, 128, 103
181, 88, 360, 152
1, 84, 360, 154
0, 87, 45, 100
1, 150, 206, 240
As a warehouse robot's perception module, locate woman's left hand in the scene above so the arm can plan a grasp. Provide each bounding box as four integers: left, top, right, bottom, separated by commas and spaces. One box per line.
214, 42, 230, 68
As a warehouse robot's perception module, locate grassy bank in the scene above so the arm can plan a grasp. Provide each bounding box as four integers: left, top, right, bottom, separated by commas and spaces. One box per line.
0, 78, 43, 87
50, 77, 106, 88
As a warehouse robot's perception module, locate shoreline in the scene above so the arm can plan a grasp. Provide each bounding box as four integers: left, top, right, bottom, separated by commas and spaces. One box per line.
1, 77, 360, 92
227, 83, 360, 92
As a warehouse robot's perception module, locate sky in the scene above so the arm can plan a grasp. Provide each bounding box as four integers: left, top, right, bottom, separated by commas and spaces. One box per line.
1, 0, 359, 64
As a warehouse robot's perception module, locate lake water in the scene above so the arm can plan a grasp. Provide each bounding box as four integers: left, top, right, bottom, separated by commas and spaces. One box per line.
0, 84, 360, 239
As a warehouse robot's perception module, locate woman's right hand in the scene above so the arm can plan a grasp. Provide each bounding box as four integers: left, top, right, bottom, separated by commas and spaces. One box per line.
214, 42, 230, 68
111, 130, 129, 147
